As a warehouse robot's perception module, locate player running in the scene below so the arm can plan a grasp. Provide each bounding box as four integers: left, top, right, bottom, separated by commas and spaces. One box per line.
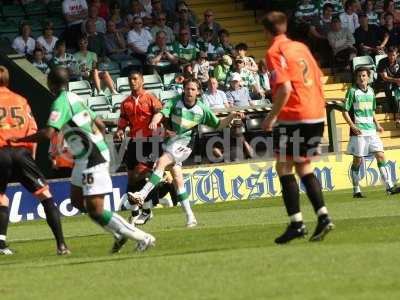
114, 70, 162, 226
129, 78, 243, 227
13, 67, 155, 253
343, 67, 400, 198
0, 65, 69, 255
262, 12, 334, 244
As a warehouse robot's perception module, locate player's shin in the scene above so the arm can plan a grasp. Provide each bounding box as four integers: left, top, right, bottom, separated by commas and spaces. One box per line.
90, 210, 148, 241
0, 205, 9, 249
41, 198, 66, 248
279, 174, 303, 225
137, 169, 164, 199
377, 160, 393, 189
301, 173, 328, 217
351, 164, 361, 193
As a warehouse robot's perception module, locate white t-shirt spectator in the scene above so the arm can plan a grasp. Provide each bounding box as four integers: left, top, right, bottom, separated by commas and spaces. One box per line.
339, 12, 359, 34
127, 28, 153, 53
36, 36, 59, 61
203, 90, 229, 109
62, 0, 88, 26
12, 36, 36, 55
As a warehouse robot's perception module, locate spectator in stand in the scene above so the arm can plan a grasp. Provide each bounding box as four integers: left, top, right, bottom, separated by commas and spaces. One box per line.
127, 16, 153, 67
173, 3, 198, 40
377, 46, 400, 124
197, 27, 219, 63
32, 48, 50, 74
82, 5, 107, 34
199, 10, 221, 44
355, 13, 385, 55
176, 1, 197, 25
235, 43, 258, 73
109, 1, 127, 30
90, 0, 109, 20
213, 54, 232, 89
147, 30, 179, 75
150, 0, 164, 19
74, 35, 118, 95
229, 56, 262, 98
49, 40, 79, 79
294, 0, 319, 24
12, 22, 35, 57
310, 3, 334, 39
340, 0, 360, 34
381, 0, 400, 25
161, 0, 177, 18
364, 0, 380, 25
257, 59, 271, 99
379, 12, 400, 48
140, 0, 153, 15
127, 0, 148, 20
172, 27, 199, 64
226, 72, 253, 107
151, 12, 175, 43
36, 22, 59, 61
216, 29, 235, 57
62, 0, 88, 49
142, 15, 154, 31
316, 0, 344, 15
327, 17, 357, 70
105, 20, 131, 61
203, 77, 230, 108
193, 51, 210, 90
86, 19, 108, 61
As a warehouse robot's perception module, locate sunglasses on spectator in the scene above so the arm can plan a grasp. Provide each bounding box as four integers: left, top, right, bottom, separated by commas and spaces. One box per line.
135, 22, 143, 25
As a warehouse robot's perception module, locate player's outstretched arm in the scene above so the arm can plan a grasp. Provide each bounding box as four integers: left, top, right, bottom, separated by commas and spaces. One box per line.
11, 127, 56, 143
373, 115, 384, 133
149, 112, 164, 130
217, 112, 244, 130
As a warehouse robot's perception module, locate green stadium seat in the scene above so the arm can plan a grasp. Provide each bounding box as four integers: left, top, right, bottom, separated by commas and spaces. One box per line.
160, 90, 180, 103
352, 55, 376, 82
24, 2, 48, 17
2, 4, 25, 19
375, 54, 387, 67
68, 80, 92, 95
47, 1, 63, 15
99, 61, 120, 77
116, 77, 130, 93
87, 96, 112, 118
111, 94, 127, 111
163, 72, 177, 87
119, 59, 142, 71
143, 74, 163, 90
251, 99, 271, 106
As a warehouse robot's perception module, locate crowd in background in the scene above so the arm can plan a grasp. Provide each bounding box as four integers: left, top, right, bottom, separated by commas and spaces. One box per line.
8, 0, 271, 107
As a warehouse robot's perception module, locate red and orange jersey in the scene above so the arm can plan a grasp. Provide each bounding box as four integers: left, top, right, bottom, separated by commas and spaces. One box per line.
0, 87, 37, 151
266, 34, 325, 123
118, 90, 162, 138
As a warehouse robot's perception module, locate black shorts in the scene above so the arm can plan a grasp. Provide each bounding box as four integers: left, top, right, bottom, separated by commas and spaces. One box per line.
124, 138, 162, 171
0, 147, 48, 194
273, 122, 324, 161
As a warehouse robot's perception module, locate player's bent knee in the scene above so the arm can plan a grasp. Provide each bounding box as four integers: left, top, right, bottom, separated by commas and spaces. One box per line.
375, 152, 385, 162
0, 194, 9, 206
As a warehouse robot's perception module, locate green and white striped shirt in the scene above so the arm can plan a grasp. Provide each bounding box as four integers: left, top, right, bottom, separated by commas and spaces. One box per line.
344, 85, 377, 136
47, 90, 110, 167
172, 41, 199, 62
161, 95, 221, 147
295, 3, 318, 22
316, 0, 344, 15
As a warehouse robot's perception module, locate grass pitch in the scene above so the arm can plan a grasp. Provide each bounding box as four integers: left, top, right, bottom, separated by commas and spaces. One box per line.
2, 187, 400, 300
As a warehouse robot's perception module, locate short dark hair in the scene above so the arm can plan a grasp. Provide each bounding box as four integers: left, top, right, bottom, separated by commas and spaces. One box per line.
48, 67, 69, 88
218, 29, 229, 37
0, 65, 9, 87
355, 66, 371, 76
262, 11, 287, 36
33, 48, 44, 55
388, 46, 398, 53
55, 39, 66, 49
235, 43, 248, 51
384, 12, 394, 19
345, 0, 357, 10
128, 70, 143, 78
322, 3, 334, 12
183, 77, 201, 90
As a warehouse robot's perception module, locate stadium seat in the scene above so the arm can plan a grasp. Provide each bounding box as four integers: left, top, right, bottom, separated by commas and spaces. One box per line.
68, 80, 92, 96
245, 117, 264, 132
160, 90, 180, 103
198, 124, 220, 138
375, 54, 387, 67
23, 2, 48, 17
2, 4, 25, 20
251, 99, 271, 106
119, 59, 142, 71
87, 96, 112, 118
143, 74, 163, 90
163, 72, 177, 87
111, 94, 127, 111
352, 55, 375, 71
116, 77, 130, 93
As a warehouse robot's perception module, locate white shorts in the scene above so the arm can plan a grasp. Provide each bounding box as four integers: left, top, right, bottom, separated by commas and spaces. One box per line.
347, 135, 384, 157
162, 142, 192, 166
71, 162, 113, 196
